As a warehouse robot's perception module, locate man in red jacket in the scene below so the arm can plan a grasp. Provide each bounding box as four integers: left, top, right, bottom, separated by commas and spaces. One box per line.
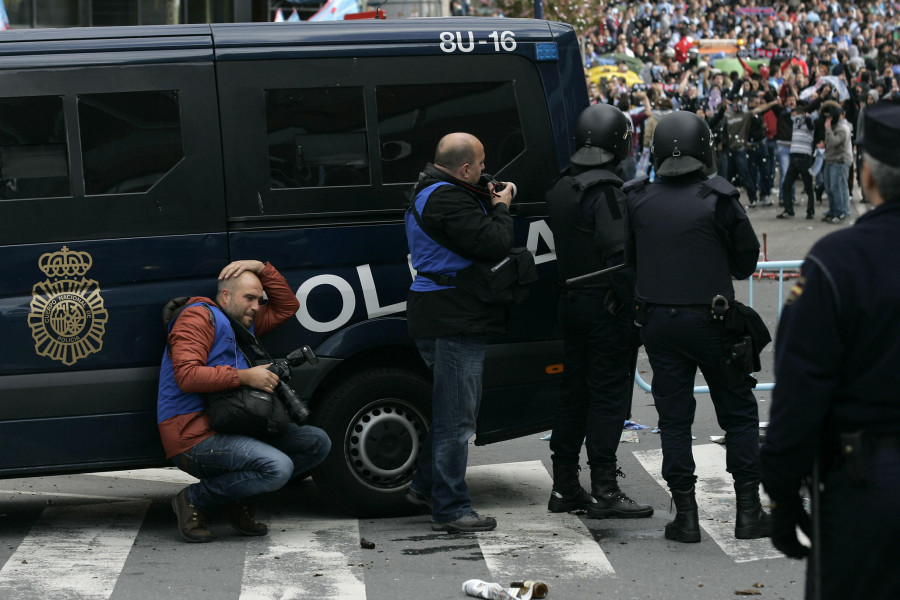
157, 260, 330, 542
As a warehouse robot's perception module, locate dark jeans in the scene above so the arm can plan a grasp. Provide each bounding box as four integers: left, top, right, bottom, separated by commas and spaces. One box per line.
550, 288, 634, 468
176, 424, 331, 512
411, 334, 486, 523
748, 142, 770, 202
641, 306, 761, 491
729, 148, 757, 203
813, 448, 900, 599
783, 153, 815, 216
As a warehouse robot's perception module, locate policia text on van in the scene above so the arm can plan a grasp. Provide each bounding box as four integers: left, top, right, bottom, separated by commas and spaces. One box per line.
0, 18, 588, 516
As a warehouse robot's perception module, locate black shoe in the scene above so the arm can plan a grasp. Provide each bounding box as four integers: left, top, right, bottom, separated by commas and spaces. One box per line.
226, 500, 268, 536
745, 203, 757, 209
588, 466, 653, 519
665, 486, 701, 543
172, 488, 214, 543
760, 200, 774, 207
432, 511, 497, 532
405, 488, 433, 514
734, 481, 771, 539
776, 211, 794, 219
549, 463, 595, 512
806, 214, 814, 220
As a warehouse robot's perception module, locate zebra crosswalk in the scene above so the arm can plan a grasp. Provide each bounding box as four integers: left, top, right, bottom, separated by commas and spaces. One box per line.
0, 446, 798, 600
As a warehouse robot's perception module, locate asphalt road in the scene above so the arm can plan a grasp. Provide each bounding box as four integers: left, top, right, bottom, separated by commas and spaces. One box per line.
0, 189, 869, 600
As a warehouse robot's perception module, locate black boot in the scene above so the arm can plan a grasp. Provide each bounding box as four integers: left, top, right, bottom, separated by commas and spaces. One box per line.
587, 466, 654, 519
665, 486, 701, 543
548, 463, 595, 513
734, 481, 771, 539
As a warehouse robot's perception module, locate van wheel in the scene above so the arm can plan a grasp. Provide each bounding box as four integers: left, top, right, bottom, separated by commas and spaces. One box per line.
311, 368, 431, 517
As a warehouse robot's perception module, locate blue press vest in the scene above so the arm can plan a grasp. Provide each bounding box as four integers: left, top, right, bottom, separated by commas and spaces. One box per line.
156, 302, 252, 424
405, 181, 475, 292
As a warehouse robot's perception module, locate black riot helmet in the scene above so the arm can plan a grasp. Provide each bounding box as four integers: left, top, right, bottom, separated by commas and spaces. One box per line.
571, 103, 633, 167
651, 111, 715, 177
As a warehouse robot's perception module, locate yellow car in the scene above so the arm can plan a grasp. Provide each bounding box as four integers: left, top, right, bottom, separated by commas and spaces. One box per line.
587, 65, 644, 88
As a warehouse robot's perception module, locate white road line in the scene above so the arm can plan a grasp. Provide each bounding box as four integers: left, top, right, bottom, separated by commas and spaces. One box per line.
240, 516, 366, 600
467, 461, 616, 581
0, 500, 149, 599
87, 467, 199, 485
634, 444, 782, 563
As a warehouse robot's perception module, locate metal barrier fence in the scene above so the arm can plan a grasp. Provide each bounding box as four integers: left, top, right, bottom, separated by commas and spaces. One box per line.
633, 259, 804, 395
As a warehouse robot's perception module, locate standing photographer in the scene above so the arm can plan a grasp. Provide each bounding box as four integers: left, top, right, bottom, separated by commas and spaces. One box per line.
157, 260, 331, 543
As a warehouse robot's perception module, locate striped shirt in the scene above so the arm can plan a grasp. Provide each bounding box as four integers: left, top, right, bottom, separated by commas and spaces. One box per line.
789, 115, 815, 156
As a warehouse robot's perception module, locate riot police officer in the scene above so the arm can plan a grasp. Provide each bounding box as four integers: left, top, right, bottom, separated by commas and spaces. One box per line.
545, 103, 653, 520
761, 101, 900, 599
623, 111, 769, 543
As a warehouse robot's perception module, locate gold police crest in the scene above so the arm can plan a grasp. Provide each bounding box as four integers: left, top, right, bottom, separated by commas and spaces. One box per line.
28, 246, 108, 366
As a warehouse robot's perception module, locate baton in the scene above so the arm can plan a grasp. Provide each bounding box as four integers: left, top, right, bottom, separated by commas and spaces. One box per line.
564, 263, 627, 286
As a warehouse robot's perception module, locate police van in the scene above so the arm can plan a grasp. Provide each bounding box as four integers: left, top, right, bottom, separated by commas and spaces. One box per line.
0, 18, 588, 515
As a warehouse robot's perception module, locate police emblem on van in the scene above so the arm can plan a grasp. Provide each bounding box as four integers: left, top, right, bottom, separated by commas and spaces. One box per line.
28, 246, 108, 366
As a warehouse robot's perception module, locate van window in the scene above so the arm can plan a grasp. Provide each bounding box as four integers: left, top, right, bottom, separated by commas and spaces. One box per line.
266, 87, 369, 190
376, 81, 524, 184
78, 90, 184, 195
0, 96, 70, 200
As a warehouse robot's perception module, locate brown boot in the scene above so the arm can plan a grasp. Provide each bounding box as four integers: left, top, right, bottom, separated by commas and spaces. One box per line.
172, 488, 214, 543
226, 500, 268, 536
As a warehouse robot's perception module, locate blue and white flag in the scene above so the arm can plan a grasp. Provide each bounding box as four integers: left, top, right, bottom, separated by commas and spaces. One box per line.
1, 0, 10, 30
287, 8, 301, 21
309, 0, 360, 22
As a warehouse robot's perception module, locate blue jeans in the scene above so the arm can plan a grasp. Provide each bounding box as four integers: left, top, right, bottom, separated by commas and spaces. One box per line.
411, 334, 486, 523
729, 148, 757, 203
824, 162, 851, 218
175, 424, 331, 511
748, 142, 770, 202
776, 143, 791, 200
641, 306, 761, 491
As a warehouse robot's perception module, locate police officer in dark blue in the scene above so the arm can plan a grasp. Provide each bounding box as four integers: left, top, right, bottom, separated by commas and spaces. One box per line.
545, 103, 654, 520
624, 111, 769, 543
761, 101, 900, 599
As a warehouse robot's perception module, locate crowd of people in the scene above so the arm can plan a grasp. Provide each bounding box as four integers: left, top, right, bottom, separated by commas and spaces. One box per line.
578, 0, 899, 222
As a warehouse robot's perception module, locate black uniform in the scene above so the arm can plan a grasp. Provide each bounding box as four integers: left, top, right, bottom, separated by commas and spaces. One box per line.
546, 166, 634, 470
761, 202, 900, 599
624, 173, 761, 491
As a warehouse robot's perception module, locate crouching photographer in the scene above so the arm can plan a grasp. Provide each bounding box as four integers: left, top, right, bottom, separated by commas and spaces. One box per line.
157, 260, 331, 543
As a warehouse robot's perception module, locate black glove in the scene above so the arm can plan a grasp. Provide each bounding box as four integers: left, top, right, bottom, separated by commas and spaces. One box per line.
770, 494, 811, 559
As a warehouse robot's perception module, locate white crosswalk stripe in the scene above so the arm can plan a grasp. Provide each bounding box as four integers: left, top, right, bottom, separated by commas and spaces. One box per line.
241, 516, 367, 600
634, 444, 782, 563
0, 501, 149, 599
467, 461, 615, 580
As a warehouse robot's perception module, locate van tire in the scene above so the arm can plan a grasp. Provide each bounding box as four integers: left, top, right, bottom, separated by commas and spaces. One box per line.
311, 367, 431, 517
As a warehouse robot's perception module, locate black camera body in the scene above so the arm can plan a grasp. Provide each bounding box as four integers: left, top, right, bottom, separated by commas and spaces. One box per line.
479, 172, 506, 193
266, 346, 318, 425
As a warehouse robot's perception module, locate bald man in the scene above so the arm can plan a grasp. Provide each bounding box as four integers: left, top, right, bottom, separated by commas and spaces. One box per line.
157, 260, 330, 543
404, 133, 516, 532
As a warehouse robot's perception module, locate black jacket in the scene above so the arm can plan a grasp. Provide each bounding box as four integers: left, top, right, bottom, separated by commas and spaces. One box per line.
406, 164, 514, 338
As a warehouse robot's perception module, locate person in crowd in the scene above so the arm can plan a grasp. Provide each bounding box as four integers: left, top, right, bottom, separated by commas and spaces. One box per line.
821, 100, 853, 223
777, 100, 818, 219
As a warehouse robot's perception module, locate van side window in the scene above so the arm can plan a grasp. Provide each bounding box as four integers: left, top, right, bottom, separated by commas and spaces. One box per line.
78, 90, 183, 195
0, 96, 70, 200
376, 81, 525, 184
266, 87, 369, 189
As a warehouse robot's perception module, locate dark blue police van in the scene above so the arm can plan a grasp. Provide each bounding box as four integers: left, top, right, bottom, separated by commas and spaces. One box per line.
0, 18, 588, 515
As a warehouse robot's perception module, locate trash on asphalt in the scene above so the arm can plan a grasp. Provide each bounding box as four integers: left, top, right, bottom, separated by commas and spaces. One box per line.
509, 580, 549, 599
620, 431, 640, 443
624, 420, 650, 430
359, 538, 375, 549
462, 579, 517, 600
710, 435, 726, 444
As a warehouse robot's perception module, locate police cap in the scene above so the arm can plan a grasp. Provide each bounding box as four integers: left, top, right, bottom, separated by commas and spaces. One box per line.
857, 101, 900, 167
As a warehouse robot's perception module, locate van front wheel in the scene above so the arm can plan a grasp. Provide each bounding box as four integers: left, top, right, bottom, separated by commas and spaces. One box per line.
311, 367, 431, 517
